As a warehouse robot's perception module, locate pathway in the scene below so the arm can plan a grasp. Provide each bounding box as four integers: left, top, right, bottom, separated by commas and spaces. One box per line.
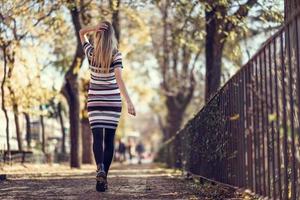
0, 162, 250, 200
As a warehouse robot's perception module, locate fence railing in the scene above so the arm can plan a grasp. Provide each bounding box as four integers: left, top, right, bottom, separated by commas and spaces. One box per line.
156, 9, 300, 200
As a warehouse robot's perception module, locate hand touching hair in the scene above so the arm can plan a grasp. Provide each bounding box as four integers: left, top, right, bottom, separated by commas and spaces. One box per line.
97, 23, 108, 32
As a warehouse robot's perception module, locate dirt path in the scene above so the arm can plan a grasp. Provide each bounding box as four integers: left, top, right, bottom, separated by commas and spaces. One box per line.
0, 162, 247, 200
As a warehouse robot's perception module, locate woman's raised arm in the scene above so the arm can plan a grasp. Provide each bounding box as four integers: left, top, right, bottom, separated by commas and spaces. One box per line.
79, 23, 108, 45
79, 25, 98, 44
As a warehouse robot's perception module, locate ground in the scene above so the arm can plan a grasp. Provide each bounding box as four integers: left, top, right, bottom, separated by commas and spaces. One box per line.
0, 162, 253, 200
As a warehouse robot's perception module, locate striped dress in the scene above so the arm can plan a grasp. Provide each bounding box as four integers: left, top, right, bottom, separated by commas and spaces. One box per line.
82, 40, 123, 130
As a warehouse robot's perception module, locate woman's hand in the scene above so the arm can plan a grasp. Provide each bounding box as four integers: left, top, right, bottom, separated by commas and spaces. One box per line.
97, 23, 108, 31
127, 100, 136, 116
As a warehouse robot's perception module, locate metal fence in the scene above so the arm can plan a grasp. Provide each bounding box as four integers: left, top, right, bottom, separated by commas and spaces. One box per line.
156, 9, 300, 200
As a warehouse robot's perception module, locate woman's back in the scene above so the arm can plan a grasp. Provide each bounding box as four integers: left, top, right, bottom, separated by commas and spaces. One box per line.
82, 40, 123, 129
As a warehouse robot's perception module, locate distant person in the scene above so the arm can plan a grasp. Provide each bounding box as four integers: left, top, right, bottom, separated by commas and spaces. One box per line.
127, 141, 133, 163
118, 139, 126, 163
135, 141, 145, 164
79, 20, 136, 192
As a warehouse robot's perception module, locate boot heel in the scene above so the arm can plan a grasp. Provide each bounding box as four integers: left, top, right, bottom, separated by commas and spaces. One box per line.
96, 173, 106, 192
96, 181, 106, 192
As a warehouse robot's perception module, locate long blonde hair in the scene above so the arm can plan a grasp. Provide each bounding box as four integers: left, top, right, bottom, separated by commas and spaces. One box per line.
92, 20, 118, 73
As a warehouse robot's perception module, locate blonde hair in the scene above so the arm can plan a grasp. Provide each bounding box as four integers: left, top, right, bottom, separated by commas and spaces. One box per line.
92, 20, 118, 73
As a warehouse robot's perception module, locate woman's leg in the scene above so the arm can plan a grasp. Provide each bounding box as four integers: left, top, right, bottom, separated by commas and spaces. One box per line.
103, 128, 116, 175
92, 128, 104, 167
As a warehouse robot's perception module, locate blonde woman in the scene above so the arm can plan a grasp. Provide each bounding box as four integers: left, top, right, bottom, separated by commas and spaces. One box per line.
79, 20, 136, 192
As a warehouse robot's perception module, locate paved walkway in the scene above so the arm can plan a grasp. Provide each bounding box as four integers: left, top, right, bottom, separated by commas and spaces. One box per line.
0, 162, 249, 200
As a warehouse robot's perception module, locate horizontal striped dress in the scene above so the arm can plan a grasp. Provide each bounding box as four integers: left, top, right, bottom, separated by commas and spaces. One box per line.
82, 40, 123, 130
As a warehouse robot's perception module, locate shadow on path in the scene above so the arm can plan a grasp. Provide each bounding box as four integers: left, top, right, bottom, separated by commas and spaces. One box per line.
0, 163, 203, 200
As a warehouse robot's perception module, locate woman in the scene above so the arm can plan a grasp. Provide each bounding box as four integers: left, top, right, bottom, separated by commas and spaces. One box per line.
79, 20, 136, 192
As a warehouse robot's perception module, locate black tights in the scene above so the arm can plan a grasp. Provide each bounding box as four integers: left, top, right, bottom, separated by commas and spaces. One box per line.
92, 128, 116, 175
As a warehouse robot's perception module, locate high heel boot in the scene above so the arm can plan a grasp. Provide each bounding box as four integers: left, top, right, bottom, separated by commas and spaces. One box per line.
96, 163, 107, 192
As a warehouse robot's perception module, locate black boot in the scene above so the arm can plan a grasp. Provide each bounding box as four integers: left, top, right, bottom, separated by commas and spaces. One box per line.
96, 163, 107, 192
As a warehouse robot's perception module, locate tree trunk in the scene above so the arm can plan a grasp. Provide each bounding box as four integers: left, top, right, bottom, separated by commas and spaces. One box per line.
110, 0, 121, 42
285, 0, 300, 131
60, 3, 85, 168
66, 77, 82, 168
284, 2, 299, 200
58, 102, 66, 154
23, 112, 31, 149
40, 106, 46, 153
284, 0, 299, 20
1, 46, 10, 159
81, 117, 93, 164
69, 77, 82, 168
5, 48, 23, 151
164, 97, 185, 167
12, 103, 22, 151
205, 8, 225, 102
164, 96, 186, 141
7, 71, 22, 151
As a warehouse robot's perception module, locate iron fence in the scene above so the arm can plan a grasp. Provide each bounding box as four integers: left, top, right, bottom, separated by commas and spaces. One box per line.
156, 9, 300, 200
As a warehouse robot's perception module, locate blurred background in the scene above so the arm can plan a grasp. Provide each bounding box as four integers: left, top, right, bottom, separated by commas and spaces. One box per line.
0, 0, 283, 167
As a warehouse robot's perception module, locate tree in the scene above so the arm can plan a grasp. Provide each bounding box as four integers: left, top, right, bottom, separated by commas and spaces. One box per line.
152, 0, 202, 140
0, 0, 59, 151
0, 44, 11, 159
202, 0, 283, 101
283, 1, 299, 199
39, 105, 46, 153
203, 0, 257, 101
58, 102, 67, 154
80, 77, 93, 164
23, 112, 31, 149
6, 45, 22, 151
61, 4, 84, 168
60, 1, 92, 168
110, 0, 121, 41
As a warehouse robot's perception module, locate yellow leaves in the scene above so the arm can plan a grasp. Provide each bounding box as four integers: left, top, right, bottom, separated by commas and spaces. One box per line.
203, 2, 212, 12
179, 37, 185, 45
72, 58, 82, 75
110, 0, 119, 11
226, 15, 240, 27
178, 35, 201, 53
120, 6, 151, 48
1, 39, 60, 113
258, 15, 268, 24
215, 12, 223, 20
218, 0, 230, 7
240, 25, 249, 35
268, 113, 277, 122
198, 31, 205, 40
259, 10, 284, 24
224, 37, 242, 67
229, 114, 240, 121
227, 31, 237, 41
81, 109, 88, 119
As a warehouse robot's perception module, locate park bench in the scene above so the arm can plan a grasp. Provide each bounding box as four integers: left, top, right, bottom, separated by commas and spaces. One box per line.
0, 150, 33, 182
1, 150, 33, 164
